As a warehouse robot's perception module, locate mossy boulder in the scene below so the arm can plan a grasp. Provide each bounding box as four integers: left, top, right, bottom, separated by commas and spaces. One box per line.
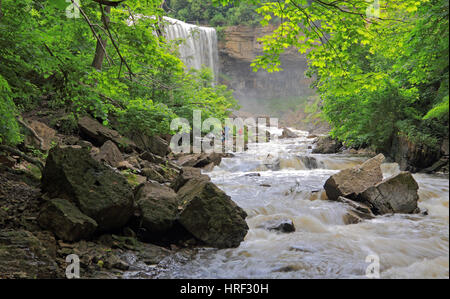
177, 179, 248, 248
38, 198, 98, 242
41, 146, 134, 231
136, 182, 179, 235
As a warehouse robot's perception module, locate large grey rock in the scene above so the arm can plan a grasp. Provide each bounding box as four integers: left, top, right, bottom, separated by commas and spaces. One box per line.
358, 172, 419, 215
259, 219, 295, 233
78, 116, 136, 152
24, 119, 57, 151
280, 128, 298, 139
41, 146, 134, 231
0, 229, 58, 278
312, 136, 342, 154
177, 179, 248, 248
94, 140, 124, 168
38, 198, 98, 242
170, 167, 210, 192
136, 182, 178, 235
324, 154, 385, 201
177, 153, 223, 168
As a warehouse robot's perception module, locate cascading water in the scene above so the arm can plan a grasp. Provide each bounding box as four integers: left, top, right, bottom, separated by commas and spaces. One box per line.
163, 17, 219, 81
123, 128, 448, 279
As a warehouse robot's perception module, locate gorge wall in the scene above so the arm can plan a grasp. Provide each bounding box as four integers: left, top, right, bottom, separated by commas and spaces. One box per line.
218, 25, 329, 133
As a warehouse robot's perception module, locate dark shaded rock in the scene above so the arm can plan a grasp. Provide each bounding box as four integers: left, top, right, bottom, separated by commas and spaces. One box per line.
299, 156, 319, 169
38, 198, 98, 242
177, 153, 223, 168
280, 127, 298, 139
389, 134, 441, 172
421, 157, 449, 174
324, 154, 385, 201
245, 173, 261, 177
177, 179, 248, 248
337, 196, 374, 215
93, 140, 124, 168
441, 137, 449, 156
170, 167, 210, 192
146, 136, 170, 157
136, 182, 179, 235
0, 155, 15, 168
259, 219, 295, 233
0, 229, 58, 278
312, 136, 342, 154
141, 167, 166, 183
202, 162, 216, 172
357, 172, 419, 215
41, 146, 134, 231
78, 116, 136, 152
0, 209, 6, 227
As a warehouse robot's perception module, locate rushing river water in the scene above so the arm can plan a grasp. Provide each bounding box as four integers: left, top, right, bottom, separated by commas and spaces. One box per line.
132, 129, 449, 279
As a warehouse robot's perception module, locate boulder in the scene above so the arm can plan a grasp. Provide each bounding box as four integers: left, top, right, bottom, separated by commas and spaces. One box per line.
170, 167, 210, 192
38, 198, 98, 242
24, 119, 57, 151
135, 182, 179, 235
147, 135, 170, 157
177, 153, 223, 168
357, 172, 420, 215
324, 154, 385, 201
127, 133, 170, 156
78, 116, 136, 152
389, 134, 441, 172
259, 219, 295, 233
0, 155, 15, 168
338, 196, 375, 224
0, 229, 58, 278
93, 140, 124, 168
312, 136, 342, 154
41, 146, 134, 231
177, 179, 248, 248
141, 167, 166, 183
280, 127, 298, 139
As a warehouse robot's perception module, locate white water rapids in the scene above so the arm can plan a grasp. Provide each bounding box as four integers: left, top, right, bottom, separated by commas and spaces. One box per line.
150, 128, 449, 279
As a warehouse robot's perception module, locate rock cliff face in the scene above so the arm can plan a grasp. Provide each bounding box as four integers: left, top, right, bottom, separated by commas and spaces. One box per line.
219, 25, 314, 102
218, 25, 330, 134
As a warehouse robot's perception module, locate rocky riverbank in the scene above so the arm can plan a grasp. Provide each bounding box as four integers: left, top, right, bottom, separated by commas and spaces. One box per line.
0, 113, 248, 279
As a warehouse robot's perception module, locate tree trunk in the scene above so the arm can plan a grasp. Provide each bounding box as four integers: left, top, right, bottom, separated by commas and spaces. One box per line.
91, 5, 111, 70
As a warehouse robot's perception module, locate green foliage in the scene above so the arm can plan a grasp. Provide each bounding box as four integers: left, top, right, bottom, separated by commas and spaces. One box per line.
0, 75, 22, 145
217, 0, 449, 150
166, 0, 263, 26
0, 0, 237, 144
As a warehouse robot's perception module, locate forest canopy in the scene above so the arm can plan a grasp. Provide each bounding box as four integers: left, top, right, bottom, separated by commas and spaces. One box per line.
0, 0, 237, 146
216, 0, 449, 150
0, 0, 448, 153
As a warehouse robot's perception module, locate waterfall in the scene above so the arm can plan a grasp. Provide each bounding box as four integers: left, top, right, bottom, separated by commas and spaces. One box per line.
163, 17, 219, 82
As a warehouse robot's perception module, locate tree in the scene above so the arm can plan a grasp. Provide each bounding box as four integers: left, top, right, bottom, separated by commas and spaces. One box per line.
216, 0, 449, 150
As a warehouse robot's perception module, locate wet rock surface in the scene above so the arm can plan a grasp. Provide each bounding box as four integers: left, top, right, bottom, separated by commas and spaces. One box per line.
135, 182, 179, 236
312, 136, 342, 154
177, 179, 249, 248
324, 154, 385, 201
357, 172, 420, 215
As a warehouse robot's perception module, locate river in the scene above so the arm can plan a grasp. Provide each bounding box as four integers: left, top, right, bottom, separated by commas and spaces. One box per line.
132, 128, 449, 279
